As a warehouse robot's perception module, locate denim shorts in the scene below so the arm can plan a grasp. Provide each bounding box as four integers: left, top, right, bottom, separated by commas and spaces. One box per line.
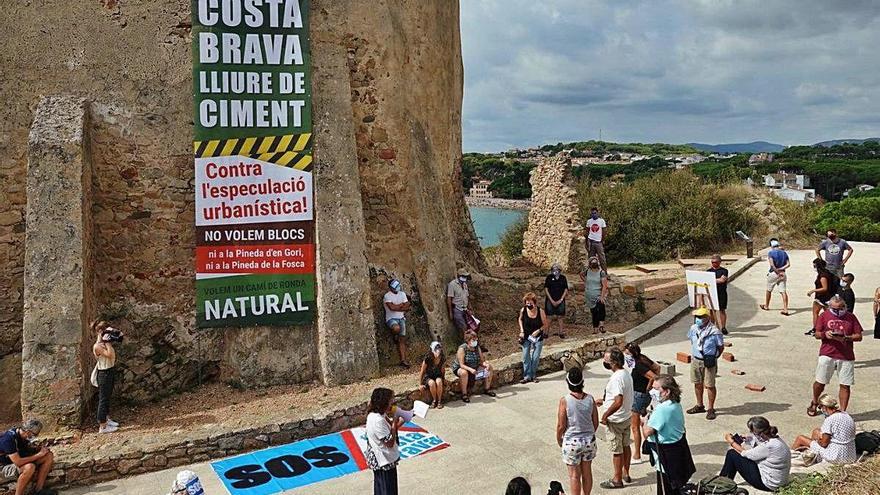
386, 318, 406, 336
632, 390, 651, 415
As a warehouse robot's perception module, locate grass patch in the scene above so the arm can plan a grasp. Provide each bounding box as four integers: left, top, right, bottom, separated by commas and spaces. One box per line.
778, 457, 880, 495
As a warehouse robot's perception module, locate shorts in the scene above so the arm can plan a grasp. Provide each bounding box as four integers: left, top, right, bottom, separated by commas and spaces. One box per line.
607, 419, 631, 454
562, 437, 597, 465
0, 463, 19, 481
690, 358, 717, 387
827, 265, 845, 279
386, 318, 406, 336
815, 355, 855, 386
766, 272, 787, 292
545, 299, 566, 316
717, 291, 728, 311
632, 390, 651, 415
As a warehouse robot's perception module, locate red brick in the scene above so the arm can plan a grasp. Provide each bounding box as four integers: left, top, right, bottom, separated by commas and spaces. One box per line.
722, 352, 735, 362
745, 384, 765, 392
676, 352, 691, 364
724, 342, 733, 347
377, 148, 396, 160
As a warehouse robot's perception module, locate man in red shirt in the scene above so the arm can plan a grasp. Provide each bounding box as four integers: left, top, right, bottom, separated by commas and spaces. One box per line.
810, 295, 863, 415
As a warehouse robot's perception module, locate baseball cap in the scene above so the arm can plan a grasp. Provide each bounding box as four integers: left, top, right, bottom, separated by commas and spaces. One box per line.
769, 239, 780, 247
430, 341, 442, 353
692, 307, 711, 317
389, 279, 401, 290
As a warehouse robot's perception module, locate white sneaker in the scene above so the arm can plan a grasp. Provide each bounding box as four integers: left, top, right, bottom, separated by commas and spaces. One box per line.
99, 424, 119, 434
107, 419, 119, 427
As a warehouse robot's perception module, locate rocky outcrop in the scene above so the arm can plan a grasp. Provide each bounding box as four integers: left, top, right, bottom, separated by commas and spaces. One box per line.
522, 155, 585, 271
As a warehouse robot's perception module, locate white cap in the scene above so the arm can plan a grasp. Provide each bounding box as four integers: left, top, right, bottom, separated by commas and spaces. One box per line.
769, 239, 780, 247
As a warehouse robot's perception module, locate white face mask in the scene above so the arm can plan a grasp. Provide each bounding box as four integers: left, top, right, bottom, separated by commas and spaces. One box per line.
840, 281, 848, 288
432, 349, 441, 357
469, 340, 478, 348
649, 389, 663, 403
458, 276, 468, 283
624, 354, 636, 369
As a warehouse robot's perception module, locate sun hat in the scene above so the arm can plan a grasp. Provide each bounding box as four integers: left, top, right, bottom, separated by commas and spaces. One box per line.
456, 268, 471, 277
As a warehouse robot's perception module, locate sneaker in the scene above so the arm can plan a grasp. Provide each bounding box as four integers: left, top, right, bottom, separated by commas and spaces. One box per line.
805, 328, 815, 336
107, 419, 119, 427
99, 424, 118, 434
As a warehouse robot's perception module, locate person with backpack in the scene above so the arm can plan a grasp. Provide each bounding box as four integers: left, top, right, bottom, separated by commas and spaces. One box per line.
556, 367, 598, 495
642, 375, 696, 495
719, 416, 791, 492
686, 307, 724, 420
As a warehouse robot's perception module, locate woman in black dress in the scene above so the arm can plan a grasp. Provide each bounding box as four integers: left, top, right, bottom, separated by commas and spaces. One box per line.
418, 341, 446, 408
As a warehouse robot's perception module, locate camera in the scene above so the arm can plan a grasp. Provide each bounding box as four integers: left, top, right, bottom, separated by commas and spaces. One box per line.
102, 327, 124, 343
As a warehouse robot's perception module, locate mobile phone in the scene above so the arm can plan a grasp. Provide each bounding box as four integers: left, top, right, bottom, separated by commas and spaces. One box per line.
732, 433, 744, 445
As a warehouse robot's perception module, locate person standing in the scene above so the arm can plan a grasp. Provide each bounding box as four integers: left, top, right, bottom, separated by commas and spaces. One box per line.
383, 279, 412, 367
581, 257, 609, 334
643, 375, 696, 495
874, 286, 880, 340
0, 420, 55, 495
707, 254, 729, 335
760, 239, 791, 316
447, 268, 471, 338
519, 292, 548, 384
544, 263, 569, 338
92, 320, 122, 434
808, 295, 863, 415
806, 258, 837, 336
365, 388, 402, 495
686, 307, 724, 420
625, 343, 660, 465
597, 348, 634, 490
837, 273, 856, 313
557, 367, 598, 495
584, 207, 608, 272
719, 416, 791, 492
816, 229, 853, 279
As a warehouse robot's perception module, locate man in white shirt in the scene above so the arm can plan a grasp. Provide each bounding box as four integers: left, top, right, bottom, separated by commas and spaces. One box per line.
383, 279, 411, 367
597, 348, 634, 489
585, 207, 608, 272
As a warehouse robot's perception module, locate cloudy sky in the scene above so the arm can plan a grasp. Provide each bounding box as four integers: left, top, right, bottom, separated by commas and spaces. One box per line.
460, 0, 880, 152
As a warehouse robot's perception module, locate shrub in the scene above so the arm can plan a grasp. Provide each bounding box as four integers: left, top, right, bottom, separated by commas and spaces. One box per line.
498, 216, 528, 262
576, 170, 761, 264
814, 196, 880, 241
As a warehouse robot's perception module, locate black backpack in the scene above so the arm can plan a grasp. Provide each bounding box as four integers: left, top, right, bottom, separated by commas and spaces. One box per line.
682, 476, 748, 495
855, 430, 880, 457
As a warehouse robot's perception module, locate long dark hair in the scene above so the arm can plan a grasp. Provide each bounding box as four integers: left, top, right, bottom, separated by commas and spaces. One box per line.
505, 476, 531, 495
813, 258, 830, 280
625, 342, 653, 366
367, 387, 393, 414
747, 416, 779, 439
566, 367, 584, 393
425, 349, 445, 366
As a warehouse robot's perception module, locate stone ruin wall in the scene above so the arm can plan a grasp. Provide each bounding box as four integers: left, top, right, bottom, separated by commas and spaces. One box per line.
0, 0, 480, 423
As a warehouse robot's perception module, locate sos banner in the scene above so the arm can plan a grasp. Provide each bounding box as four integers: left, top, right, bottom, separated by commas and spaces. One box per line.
211, 423, 449, 494
192, 0, 315, 327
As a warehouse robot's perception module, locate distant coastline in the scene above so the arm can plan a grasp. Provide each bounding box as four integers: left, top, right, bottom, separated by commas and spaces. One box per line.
465, 196, 531, 210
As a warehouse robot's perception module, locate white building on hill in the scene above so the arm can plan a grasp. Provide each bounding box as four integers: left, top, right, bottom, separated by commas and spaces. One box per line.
469, 180, 493, 199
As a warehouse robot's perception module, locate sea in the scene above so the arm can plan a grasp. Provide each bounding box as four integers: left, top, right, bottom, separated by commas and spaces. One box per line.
468, 206, 526, 247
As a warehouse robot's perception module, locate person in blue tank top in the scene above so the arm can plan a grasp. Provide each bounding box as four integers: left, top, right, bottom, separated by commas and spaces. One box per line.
761, 238, 791, 316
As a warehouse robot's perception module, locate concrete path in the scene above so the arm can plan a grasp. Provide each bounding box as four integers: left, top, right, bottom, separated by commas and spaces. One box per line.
63, 244, 880, 494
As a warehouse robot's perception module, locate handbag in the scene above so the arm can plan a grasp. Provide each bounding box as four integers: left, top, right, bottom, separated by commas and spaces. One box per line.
90, 364, 99, 387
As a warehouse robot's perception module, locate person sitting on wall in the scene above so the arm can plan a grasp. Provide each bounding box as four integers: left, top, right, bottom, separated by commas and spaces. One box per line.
419, 341, 446, 409
0, 419, 55, 495
451, 329, 496, 403
383, 279, 412, 368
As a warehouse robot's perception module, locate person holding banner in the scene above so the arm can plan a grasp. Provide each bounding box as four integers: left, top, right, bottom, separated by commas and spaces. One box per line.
365, 388, 403, 495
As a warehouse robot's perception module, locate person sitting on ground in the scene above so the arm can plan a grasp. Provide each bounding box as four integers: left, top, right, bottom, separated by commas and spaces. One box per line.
806, 258, 837, 336
505, 476, 531, 495
383, 279, 412, 367
793, 394, 857, 466
418, 341, 446, 409
92, 319, 122, 433
707, 254, 730, 335
544, 263, 570, 338
597, 347, 634, 490
581, 256, 608, 334
760, 238, 790, 315
557, 367, 598, 495
837, 273, 856, 313
809, 295, 863, 414
686, 307, 724, 420
519, 291, 549, 384
719, 416, 791, 492
0, 419, 55, 495
625, 342, 660, 465
642, 375, 696, 495
451, 329, 496, 403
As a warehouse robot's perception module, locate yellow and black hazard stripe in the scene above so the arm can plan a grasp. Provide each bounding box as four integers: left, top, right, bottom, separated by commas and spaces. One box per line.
194, 133, 312, 160
251, 151, 314, 171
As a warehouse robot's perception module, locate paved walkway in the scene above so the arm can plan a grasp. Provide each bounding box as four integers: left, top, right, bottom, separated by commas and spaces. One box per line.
63, 244, 880, 494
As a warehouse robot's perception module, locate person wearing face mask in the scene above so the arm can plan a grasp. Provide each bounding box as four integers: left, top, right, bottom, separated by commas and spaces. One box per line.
837, 273, 855, 313
792, 394, 857, 466
519, 292, 549, 384
556, 367, 598, 495
451, 329, 496, 403
596, 348, 634, 489
760, 238, 791, 316
642, 375, 695, 495
0, 419, 55, 495
625, 343, 660, 465
418, 341, 446, 409
584, 207, 608, 272
874, 286, 880, 340
544, 263, 569, 338
808, 295, 863, 415
816, 229, 853, 279
686, 307, 723, 420
719, 416, 791, 491
364, 387, 403, 495
581, 257, 609, 334
447, 268, 472, 338
806, 258, 837, 336
383, 279, 412, 368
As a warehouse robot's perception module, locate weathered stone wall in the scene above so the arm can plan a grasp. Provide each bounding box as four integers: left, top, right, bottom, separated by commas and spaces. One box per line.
0, 0, 480, 420
523, 155, 585, 271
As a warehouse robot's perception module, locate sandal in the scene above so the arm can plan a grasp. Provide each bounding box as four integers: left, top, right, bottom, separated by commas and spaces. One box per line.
485, 390, 497, 397
759, 304, 769, 311
623, 475, 633, 483
686, 405, 706, 415
599, 480, 624, 489
520, 378, 531, 384
533, 377, 540, 383
807, 402, 818, 417
781, 310, 790, 316
437, 402, 444, 409
706, 409, 717, 420
599, 325, 606, 334
462, 395, 470, 403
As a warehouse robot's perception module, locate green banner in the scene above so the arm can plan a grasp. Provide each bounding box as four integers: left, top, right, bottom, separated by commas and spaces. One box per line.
192, 0, 315, 328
